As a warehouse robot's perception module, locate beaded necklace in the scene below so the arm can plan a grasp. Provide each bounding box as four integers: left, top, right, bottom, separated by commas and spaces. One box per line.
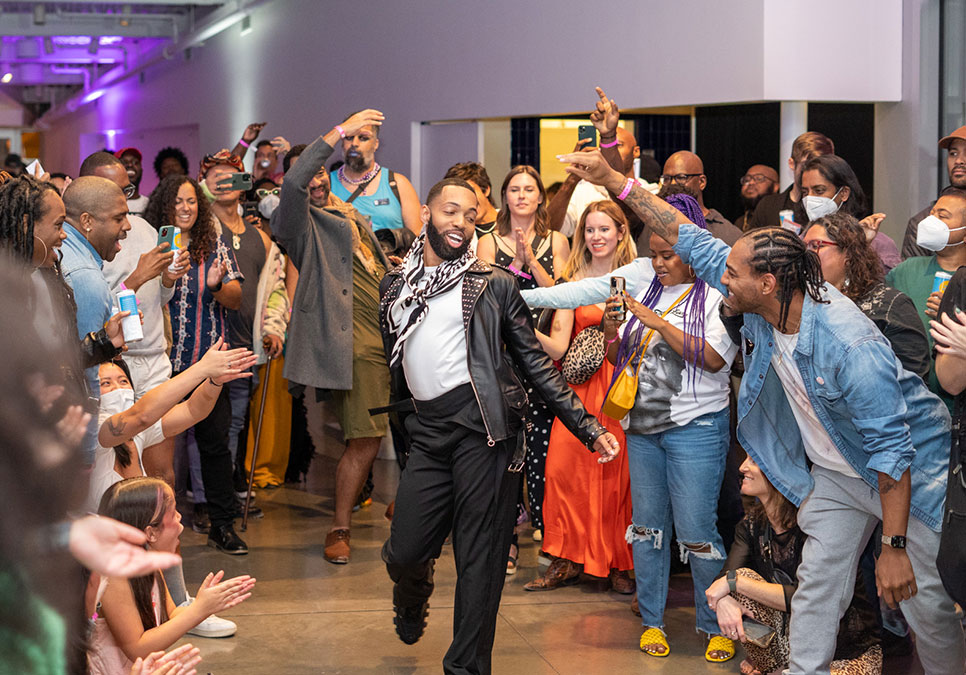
339, 162, 381, 186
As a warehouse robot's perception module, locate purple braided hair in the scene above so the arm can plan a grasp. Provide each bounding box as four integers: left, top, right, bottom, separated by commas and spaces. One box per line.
611, 193, 710, 395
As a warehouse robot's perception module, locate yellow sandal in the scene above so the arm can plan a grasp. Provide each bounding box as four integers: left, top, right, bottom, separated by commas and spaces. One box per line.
639, 627, 670, 657
705, 635, 736, 663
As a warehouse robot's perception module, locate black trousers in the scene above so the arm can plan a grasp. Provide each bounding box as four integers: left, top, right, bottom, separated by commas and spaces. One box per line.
191, 385, 236, 529
383, 384, 520, 675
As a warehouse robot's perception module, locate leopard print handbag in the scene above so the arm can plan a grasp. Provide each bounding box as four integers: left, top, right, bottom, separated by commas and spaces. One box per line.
560, 323, 606, 385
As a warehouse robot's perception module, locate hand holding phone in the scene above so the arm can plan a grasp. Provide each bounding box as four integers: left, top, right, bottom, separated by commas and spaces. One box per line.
578, 125, 597, 150
216, 173, 253, 192
610, 276, 626, 322
741, 617, 776, 648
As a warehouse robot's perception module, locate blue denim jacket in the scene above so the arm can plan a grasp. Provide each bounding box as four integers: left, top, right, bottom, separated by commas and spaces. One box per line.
674, 224, 949, 531
521, 225, 950, 530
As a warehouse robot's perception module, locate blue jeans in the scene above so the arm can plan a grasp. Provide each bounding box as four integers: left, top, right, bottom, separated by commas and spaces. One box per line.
626, 407, 729, 636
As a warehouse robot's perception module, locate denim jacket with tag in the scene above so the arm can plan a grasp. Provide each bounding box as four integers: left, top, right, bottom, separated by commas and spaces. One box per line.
675, 224, 950, 531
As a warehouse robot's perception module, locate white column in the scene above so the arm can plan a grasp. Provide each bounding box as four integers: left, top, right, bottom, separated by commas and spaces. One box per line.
779, 101, 808, 188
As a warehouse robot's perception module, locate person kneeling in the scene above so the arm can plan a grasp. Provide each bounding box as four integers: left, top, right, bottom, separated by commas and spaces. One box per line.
86, 478, 256, 674
705, 456, 882, 675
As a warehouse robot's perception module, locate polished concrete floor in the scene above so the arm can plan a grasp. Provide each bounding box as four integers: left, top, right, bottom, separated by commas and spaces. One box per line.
175, 411, 925, 674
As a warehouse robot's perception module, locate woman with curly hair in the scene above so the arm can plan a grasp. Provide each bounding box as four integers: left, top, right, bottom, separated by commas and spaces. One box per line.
144, 175, 250, 555
803, 212, 929, 380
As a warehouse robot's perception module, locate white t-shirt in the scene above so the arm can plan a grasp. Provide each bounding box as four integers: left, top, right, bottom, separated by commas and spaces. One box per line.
401, 268, 471, 401
127, 195, 150, 217
562, 177, 659, 238
769, 329, 861, 478
86, 415, 164, 512
619, 282, 737, 435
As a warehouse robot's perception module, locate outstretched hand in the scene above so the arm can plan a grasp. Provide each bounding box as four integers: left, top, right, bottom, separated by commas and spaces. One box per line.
198, 338, 257, 385
70, 515, 181, 577
241, 122, 267, 143
557, 149, 623, 190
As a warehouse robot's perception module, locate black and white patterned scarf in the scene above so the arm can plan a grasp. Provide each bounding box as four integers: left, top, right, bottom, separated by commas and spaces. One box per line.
386, 232, 475, 367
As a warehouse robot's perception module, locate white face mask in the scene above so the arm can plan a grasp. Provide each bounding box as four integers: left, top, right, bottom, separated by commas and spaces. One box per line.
803, 188, 842, 222
258, 193, 280, 220
98, 387, 135, 425
917, 214, 966, 251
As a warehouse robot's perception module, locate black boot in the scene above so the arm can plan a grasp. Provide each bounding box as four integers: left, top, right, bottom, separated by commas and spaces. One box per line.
394, 600, 429, 645
208, 523, 249, 555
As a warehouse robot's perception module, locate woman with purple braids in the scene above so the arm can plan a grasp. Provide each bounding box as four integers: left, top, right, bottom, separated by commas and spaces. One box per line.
599, 191, 738, 661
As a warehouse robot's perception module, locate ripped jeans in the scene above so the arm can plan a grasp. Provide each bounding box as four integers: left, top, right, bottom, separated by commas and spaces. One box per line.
625, 407, 729, 636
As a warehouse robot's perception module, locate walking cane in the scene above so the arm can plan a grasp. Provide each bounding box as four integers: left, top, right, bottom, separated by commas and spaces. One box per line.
242, 343, 274, 531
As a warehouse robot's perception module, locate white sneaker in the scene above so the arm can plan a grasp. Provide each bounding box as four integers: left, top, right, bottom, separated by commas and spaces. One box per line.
179, 597, 237, 638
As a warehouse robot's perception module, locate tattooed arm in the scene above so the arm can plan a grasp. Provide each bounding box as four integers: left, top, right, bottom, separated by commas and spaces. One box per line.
97, 340, 256, 447
556, 148, 690, 244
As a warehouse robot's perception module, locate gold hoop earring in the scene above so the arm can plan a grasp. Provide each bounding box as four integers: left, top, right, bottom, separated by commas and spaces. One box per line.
33, 235, 48, 265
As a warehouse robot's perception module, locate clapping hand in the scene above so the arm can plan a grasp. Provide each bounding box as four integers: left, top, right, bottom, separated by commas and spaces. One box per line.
194, 570, 256, 616
931, 307, 966, 358
130, 644, 202, 675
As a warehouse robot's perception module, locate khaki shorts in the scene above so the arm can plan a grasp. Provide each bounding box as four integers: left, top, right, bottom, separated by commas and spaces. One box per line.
122, 352, 173, 399
329, 358, 390, 440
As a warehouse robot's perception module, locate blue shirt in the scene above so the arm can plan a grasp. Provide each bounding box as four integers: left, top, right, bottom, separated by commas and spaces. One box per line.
522, 224, 951, 531
59, 223, 114, 399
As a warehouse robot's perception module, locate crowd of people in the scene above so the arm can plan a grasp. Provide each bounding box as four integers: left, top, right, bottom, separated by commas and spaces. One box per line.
1, 83, 965, 675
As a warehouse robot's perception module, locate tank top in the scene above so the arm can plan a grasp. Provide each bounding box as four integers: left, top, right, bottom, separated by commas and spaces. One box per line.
329, 167, 404, 231
88, 578, 162, 675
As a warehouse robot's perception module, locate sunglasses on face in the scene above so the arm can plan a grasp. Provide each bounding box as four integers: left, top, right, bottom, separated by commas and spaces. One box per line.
256, 188, 280, 199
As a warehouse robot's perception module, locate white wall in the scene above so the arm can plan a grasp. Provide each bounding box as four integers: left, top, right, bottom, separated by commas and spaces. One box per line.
874, 0, 940, 242
40, 0, 904, 197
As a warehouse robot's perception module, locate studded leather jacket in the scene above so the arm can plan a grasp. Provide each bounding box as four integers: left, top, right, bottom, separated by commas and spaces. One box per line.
378, 259, 606, 450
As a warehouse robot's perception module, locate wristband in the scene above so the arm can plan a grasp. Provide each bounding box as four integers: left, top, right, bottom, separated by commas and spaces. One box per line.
507, 264, 533, 280
617, 178, 634, 201
600, 137, 619, 148
606, 334, 620, 345
238, 138, 250, 149
727, 569, 737, 594
335, 125, 346, 139
208, 377, 223, 388
208, 279, 223, 293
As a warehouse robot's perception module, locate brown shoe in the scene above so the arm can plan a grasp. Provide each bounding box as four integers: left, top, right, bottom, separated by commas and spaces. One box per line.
324, 528, 351, 564
523, 557, 581, 591
630, 594, 641, 616
609, 569, 635, 595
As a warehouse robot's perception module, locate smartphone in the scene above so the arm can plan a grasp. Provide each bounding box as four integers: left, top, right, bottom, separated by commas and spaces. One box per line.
741, 617, 776, 648
216, 172, 253, 191
158, 225, 181, 250
242, 201, 260, 220
610, 276, 626, 322
578, 124, 597, 149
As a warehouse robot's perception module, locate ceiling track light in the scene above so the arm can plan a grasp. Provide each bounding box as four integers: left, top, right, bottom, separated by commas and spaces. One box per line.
120, 4, 132, 28
33, 4, 46, 26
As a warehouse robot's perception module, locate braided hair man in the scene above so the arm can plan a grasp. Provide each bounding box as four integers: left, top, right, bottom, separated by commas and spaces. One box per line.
523, 122, 963, 674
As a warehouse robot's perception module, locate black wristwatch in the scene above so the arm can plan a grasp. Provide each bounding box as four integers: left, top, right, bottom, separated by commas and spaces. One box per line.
208, 279, 223, 293
881, 534, 907, 549
726, 569, 737, 593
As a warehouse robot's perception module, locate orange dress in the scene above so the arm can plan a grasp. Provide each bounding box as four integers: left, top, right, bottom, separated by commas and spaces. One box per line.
542, 304, 633, 577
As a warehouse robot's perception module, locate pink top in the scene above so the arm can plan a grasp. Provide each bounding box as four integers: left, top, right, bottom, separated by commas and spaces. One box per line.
87, 578, 162, 675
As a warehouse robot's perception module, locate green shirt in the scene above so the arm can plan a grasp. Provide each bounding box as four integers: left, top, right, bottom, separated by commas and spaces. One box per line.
886, 255, 954, 410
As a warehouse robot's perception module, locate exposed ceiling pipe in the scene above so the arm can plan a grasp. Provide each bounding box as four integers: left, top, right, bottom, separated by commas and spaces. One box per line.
37, 0, 273, 126
49, 65, 92, 90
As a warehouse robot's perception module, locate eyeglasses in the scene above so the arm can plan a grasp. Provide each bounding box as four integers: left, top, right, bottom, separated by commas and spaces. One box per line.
740, 174, 774, 186
256, 188, 280, 199
805, 239, 838, 252
123, 183, 136, 199
659, 173, 702, 185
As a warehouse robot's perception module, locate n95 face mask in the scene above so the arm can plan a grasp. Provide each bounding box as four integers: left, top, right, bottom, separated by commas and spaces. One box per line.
917, 214, 966, 251
803, 187, 842, 223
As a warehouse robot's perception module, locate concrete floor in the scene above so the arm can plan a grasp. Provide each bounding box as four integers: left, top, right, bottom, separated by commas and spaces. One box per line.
174, 413, 925, 674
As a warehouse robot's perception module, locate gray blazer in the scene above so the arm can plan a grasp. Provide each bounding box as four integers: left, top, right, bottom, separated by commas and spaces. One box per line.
271, 136, 391, 393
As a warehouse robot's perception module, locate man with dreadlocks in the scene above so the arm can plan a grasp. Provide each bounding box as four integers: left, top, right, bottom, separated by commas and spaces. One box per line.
535, 143, 963, 675
376, 172, 621, 675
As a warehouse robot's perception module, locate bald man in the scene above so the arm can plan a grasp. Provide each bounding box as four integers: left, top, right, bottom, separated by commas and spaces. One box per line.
550, 126, 656, 238
735, 164, 779, 231
661, 150, 741, 245
59, 175, 133, 459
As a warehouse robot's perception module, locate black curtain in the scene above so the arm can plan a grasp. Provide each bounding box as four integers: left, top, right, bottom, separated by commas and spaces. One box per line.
696, 103, 781, 223
510, 118, 540, 168
807, 103, 875, 213
626, 114, 692, 169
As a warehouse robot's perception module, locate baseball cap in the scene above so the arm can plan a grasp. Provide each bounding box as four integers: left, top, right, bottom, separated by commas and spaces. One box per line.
939, 126, 966, 149
115, 147, 142, 161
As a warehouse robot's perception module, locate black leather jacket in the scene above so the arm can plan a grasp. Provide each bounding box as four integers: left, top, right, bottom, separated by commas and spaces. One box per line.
379, 259, 606, 449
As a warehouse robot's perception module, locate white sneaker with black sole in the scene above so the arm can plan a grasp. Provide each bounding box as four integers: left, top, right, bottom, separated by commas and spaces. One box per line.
179, 597, 237, 638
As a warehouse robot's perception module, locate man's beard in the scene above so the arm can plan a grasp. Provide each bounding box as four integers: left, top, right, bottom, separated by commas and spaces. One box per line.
345, 152, 368, 173
741, 193, 765, 213
425, 216, 470, 261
